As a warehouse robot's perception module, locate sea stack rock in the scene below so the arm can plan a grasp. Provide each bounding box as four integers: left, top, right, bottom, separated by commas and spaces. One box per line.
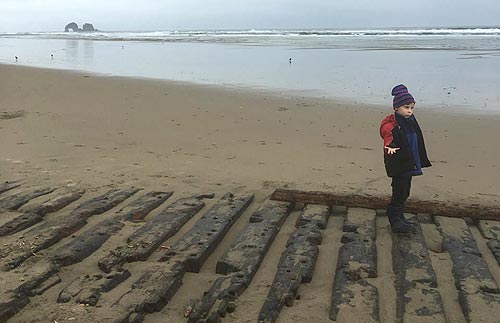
64, 22, 79, 32
82, 23, 95, 32
64, 22, 98, 32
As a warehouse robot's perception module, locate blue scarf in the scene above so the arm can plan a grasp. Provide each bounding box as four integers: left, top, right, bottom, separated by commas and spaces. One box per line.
395, 113, 422, 176
395, 113, 416, 134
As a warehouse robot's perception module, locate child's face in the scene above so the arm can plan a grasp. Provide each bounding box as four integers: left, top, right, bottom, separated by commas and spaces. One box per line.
395, 102, 415, 118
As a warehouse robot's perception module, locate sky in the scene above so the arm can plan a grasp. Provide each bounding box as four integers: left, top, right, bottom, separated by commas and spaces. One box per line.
0, 0, 499, 32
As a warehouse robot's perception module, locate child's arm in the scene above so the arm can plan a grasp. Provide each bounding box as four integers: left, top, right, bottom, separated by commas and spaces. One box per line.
380, 122, 399, 154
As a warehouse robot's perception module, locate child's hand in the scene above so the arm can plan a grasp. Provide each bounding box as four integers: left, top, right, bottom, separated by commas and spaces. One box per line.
384, 146, 400, 155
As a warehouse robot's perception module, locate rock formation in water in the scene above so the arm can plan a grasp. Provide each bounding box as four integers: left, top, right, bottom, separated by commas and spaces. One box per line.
82, 23, 95, 32
64, 22, 79, 32
64, 22, 98, 32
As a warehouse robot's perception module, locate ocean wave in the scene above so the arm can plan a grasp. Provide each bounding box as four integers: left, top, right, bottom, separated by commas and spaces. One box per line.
2, 27, 500, 42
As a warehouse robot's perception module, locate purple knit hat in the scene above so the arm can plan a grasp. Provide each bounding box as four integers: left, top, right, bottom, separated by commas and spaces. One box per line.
391, 84, 415, 109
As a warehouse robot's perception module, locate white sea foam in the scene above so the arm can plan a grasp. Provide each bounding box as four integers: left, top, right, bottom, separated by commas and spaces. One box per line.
2, 27, 500, 42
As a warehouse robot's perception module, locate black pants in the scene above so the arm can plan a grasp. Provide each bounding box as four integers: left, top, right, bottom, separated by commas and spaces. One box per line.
389, 175, 412, 208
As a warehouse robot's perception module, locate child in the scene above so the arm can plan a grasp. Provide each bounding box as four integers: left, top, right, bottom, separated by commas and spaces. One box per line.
380, 84, 432, 233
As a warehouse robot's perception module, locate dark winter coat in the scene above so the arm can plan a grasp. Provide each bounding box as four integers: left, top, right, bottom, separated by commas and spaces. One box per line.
380, 113, 432, 177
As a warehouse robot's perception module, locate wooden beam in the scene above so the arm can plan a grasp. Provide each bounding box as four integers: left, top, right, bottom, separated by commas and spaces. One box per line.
270, 189, 500, 221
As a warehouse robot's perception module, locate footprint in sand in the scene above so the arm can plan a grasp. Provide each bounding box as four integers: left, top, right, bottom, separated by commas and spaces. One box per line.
0, 110, 25, 120
323, 143, 350, 149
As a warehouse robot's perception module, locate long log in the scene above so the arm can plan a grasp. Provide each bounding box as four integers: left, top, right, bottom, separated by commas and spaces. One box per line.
270, 189, 500, 220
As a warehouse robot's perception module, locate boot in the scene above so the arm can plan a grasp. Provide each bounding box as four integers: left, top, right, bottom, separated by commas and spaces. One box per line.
399, 208, 416, 227
387, 205, 415, 234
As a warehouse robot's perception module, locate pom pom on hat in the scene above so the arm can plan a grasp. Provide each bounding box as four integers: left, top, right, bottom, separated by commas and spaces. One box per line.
392, 84, 415, 109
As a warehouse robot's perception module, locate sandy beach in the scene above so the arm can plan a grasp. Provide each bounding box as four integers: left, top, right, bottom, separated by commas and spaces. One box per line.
1, 63, 500, 206
1, 64, 500, 323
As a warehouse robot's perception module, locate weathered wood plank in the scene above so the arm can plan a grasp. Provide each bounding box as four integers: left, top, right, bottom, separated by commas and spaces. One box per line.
0, 191, 161, 320
0, 212, 43, 237
52, 218, 126, 267
216, 200, 293, 275
188, 200, 293, 322
271, 188, 500, 220
215, 221, 280, 276
0, 190, 84, 236
70, 187, 140, 219
1, 187, 140, 270
0, 260, 58, 322
258, 225, 322, 323
24, 190, 85, 216
258, 205, 329, 323
248, 200, 294, 225
436, 216, 500, 323
57, 268, 131, 305
96, 193, 253, 322
159, 193, 254, 272
392, 215, 446, 323
187, 275, 233, 323
51, 191, 172, 267
295, 203, 329, 229
329, 208, 379, 323
0, 187, 55, 211
478, 220, 500, 265
31, 274, 62, 296
111, 259, 187, 323
117, 191, 173, 222
0, 293, 30, 322
0, 181, 21, 195
98, 195, 210, 273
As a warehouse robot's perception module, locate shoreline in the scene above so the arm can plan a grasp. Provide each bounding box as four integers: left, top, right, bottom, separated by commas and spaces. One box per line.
3, 62, 498, 117
2, 32, 500, 113
1, 63, 500, 207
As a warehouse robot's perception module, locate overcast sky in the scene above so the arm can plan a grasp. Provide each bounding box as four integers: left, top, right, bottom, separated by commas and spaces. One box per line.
0, 0, 498, 32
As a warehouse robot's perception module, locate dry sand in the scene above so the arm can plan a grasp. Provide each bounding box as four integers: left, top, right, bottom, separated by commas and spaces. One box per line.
1, 64, 499, 206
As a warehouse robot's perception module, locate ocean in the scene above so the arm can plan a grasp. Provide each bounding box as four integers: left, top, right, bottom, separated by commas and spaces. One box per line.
1, 27, 500, 111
